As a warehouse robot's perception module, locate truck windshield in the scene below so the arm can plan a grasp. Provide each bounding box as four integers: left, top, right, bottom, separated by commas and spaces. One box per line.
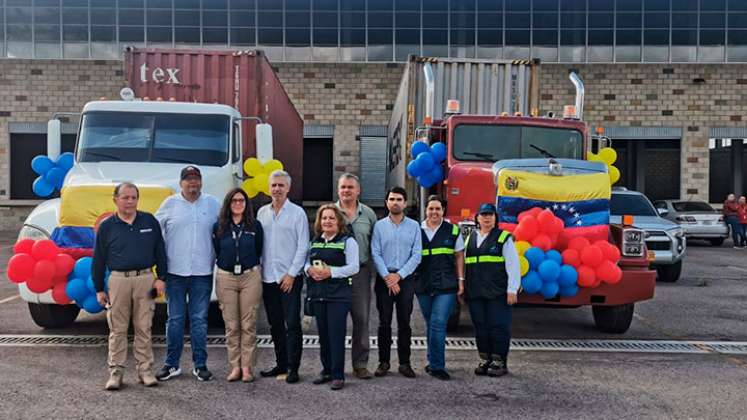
452, 124, 583, 161
610, 193, 658, 217
77, 112, 230, 166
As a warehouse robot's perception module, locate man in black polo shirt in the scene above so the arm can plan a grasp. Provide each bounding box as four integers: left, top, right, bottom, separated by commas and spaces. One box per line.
93, 182, 167, 391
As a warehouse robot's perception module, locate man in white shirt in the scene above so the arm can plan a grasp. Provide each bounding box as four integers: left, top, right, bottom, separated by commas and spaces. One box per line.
256, 170, 310, 384
154, 166, 221, 383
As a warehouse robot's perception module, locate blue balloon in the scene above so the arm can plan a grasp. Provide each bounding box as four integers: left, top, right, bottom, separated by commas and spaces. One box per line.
57, 152, 75, 171
524, 247, 546, 270
82, 294, 104, 314
521, 271, 542, 294
45, 167, 66, 190
31, 155, 54, 175
32, 177, 55, 197
538, 260, 561, 283
546, 250, 562, 265
65, 278, 89, 302
418, 173, 436, 188
428, 164, 444, 182
430, 142, 447, 163
416, 151, 435, 172
559, 284, 579, 297
73, 257, 94, 280
407, 159, 423, 178
540, 281, 560, 299
558, 265, 578, 287
410, 141, 430, 159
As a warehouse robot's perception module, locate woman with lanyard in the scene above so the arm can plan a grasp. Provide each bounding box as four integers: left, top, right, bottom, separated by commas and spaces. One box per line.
212, 188, 264, 383
464, 203, 521, 377
304, 204, 359, 390
415, 195, 465, 381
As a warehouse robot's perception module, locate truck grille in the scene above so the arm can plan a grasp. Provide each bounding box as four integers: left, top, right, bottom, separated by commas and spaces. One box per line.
646, 241, 671, 251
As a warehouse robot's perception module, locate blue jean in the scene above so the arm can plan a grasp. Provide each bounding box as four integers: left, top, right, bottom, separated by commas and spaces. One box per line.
726, 216, 742, 245
165, 274, 213, 369
467, 297, 512, 363
416, 293, 456, 371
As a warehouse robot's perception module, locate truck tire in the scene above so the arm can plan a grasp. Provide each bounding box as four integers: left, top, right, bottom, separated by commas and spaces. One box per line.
28, 302, 80, 329
709, 238, 724, 247
656, 260, 682, 283
446, 302, 461, 333
592, 303, 634, 334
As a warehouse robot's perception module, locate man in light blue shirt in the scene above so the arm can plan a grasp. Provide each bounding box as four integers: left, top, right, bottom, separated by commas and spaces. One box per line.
371, 186, 422, 379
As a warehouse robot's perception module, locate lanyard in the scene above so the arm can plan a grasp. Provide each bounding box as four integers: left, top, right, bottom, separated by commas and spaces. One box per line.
232, 223, 244, 265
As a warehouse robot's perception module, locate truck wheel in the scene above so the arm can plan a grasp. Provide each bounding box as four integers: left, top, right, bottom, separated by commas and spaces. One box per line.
656, 260, 682, 283
28, 302, 80, 329
592, 303, 634, 334
709, 238, 724, 247
446, 302, 461, 333
208, 302, 224, 328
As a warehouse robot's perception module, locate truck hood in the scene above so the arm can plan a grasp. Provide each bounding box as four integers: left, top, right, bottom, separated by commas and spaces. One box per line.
610, 215, 680, 232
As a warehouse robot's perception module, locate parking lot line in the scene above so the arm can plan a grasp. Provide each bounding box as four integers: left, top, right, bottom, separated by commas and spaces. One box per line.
0, 294, 20, 304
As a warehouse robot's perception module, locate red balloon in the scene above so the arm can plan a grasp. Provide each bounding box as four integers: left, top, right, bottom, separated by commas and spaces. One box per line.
27, 260, 56, 293
54, 254, 76, 276
531, 234, 553, 251
591, 277, 603, 288
595, 241, 621, 262
52, 275, 68, 286
51, 283, 72, 305
568, 237, 591, 252
31, 239, 59, 262
546, 216, 564, 236
580, 245, 604, 268
7, 253, 36, 283
13, 239, 35, 255
518, 216, 539, 238
577, 265, 597, 287
561, 249, 582, 268
597, 262, 622, 284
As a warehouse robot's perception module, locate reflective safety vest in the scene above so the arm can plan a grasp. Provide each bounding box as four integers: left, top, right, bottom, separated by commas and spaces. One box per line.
416, 221, 460, 295
464, 228, 511, 300
306, 234, 353, 302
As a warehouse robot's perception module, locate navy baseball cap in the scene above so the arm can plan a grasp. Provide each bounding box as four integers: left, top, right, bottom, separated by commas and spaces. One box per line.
477, 203, 497, 215
180, 165, 201, 180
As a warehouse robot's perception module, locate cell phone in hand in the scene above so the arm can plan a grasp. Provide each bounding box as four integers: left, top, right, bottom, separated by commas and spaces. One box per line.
149, 288, 158, 299
312, 260, 325, 268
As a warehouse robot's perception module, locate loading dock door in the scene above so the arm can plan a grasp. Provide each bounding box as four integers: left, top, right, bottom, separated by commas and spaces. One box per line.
302, 137, 333, 202
610, 138, 681, 201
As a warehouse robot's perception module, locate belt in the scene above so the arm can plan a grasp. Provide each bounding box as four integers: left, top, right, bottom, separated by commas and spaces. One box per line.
112, 268, 152, 277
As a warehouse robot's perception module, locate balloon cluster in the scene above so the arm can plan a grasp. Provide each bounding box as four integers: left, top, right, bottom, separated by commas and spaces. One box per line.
512, 207, 565, 251
64, 257, 109, 314
561, 237, 622, 288
7, 239, 75, 301
241, 158, 284, 198
406, 141, 447, 188
587, 147, 620, 185
520, 246, 579, 299
31, 152, 74, 197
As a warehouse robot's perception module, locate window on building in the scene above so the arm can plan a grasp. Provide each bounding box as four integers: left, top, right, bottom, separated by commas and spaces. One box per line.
10, 133, 77, 200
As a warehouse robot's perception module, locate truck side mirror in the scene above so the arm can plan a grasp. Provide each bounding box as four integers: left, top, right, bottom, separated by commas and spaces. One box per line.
256, 123, 273, 162
47, 119, 62, 160
657, 208, 668, 217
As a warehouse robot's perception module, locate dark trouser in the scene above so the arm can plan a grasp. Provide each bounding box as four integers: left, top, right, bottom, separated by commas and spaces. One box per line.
350, 263, 372, 369
468, 297, 513, 363
262, 278, 303, 372
314, 300, 351, 380
739, 223, 747, 247
375, 275, 415, 366
726, 216, 742, 245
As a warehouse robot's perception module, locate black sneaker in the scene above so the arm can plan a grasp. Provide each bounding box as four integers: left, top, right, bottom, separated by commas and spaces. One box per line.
424, 365, 432, 374
487, 360, 508, 377
155, 365, 182, 381
428, 369, 451, 381
398, 364, 416, 378
374, 362, 390, 377
474, 361, 490, 376
193, 367, 213, 382
285, 370, 300, 384
313, 374, 332, 385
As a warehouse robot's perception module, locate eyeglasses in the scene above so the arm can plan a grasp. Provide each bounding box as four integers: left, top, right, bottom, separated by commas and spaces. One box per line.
231, 198, 246, 203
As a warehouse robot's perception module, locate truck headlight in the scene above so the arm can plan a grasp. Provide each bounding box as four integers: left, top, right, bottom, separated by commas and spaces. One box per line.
670, 227, 685, 238
17, 224, 50, 241
621, 228, 644, 257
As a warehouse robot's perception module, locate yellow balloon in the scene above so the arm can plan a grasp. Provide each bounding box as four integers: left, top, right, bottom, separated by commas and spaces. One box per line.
587, 152, 599, 162
242, 179, 259, 198
263, 159, 284, 174
515, 240, 531, 256
252, 173, 269, 192
243, 158, 263, 176
519, 256, 529, 276
598, 147, 618, 165
609, 165, 621, 185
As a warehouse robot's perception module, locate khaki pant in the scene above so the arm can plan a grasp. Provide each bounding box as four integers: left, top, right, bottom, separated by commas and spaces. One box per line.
106, 271, 156, 375
216, 268, 262, 369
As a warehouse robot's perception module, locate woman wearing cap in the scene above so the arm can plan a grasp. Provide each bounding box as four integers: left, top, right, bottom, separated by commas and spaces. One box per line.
463, 203, 521, 377
414, 195, 464, 380
212, 188, 264, 383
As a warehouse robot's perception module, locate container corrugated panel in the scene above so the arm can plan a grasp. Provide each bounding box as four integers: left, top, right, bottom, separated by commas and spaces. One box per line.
360, 135, 388, 205
123, 48, 304, 201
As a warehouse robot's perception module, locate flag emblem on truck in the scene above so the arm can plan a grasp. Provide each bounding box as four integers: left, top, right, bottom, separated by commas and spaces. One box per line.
505, 176, 519, 191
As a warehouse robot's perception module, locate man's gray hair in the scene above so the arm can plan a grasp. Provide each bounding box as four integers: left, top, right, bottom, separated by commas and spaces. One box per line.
269, 169, 292, 187
338, 172, 360, 185
113, 182, 139, 198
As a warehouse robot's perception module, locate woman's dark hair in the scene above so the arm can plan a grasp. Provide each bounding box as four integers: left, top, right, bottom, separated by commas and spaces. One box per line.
216, 188, 255, 237
426, 194, 446, 211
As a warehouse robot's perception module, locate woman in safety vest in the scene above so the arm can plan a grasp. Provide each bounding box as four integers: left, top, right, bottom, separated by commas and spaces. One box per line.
304, 204, 360, 390
415, 195, 465, 380
464, 203, 521, 377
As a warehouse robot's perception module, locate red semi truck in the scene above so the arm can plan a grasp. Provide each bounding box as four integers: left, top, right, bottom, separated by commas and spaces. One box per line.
387, 56, 655, 333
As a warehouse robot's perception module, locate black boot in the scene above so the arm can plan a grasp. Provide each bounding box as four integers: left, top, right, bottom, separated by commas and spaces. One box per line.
474, 353, 490, 376
487, 355, 508, 377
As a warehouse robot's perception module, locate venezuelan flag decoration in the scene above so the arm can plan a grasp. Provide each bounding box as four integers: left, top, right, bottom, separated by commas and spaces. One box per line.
496, 168, 611, 248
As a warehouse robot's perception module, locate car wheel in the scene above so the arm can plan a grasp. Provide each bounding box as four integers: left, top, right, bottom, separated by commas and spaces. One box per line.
709, 238, 725, 247
656, 260, 682, 283
28, 302, 80, 329
592, 303, 634, 334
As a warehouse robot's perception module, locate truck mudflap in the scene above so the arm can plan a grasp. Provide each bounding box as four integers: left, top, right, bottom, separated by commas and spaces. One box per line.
517, 266, 656, 306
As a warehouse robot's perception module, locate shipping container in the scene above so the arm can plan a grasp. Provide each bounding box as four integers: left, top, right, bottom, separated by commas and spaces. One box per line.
124, 47, 303, 201
387, 56, 540, 205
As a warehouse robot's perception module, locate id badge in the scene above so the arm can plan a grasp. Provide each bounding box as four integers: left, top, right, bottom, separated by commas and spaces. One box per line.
234, 264, 242, 275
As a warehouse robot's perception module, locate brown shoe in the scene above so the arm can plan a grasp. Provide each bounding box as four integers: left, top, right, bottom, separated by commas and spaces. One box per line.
353, 367, 373, 379
227, 368, 242, 382
105, 368, 124, 391
138, 371, 158, 387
